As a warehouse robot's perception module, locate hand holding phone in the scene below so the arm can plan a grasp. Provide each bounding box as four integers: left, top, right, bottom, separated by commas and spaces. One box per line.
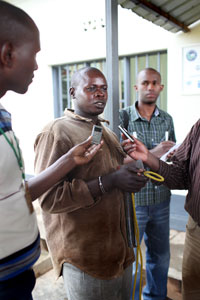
118, 125, 135, 143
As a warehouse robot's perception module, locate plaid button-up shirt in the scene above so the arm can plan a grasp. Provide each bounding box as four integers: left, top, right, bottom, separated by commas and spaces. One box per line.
119, 102, 176, 206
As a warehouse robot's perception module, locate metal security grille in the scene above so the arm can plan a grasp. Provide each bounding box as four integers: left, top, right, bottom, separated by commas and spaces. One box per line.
52, 50, 167, 118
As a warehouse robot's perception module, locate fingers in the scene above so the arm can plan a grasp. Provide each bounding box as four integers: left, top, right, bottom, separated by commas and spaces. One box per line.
124, 174, 148, 193
68, 137, 102, 164
121, 138, 132, 147
125, 160, 143, 171
159, 141, 175, 152
85, 141, 103, 158
79, 136, 103, 151
120, 163, 148, 181
122, 139, 136, 152
86, 143, 103, 154
74, 136, 101, 154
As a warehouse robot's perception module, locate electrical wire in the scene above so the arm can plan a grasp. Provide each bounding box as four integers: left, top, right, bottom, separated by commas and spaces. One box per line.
131, 171, 164, 300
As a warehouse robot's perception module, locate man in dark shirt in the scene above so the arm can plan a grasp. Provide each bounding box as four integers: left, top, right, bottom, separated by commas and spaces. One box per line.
122, 119, 200, 300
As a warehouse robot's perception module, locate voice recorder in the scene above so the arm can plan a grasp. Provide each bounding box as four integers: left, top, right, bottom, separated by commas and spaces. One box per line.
91, 125, 103, 144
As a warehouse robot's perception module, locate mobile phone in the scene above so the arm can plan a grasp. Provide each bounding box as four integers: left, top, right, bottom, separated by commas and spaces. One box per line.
91, 125, 103, 144
118, 125, 135, 143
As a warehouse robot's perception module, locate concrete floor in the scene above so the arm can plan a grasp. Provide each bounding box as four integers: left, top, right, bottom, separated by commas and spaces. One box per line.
33, 269, 66, 300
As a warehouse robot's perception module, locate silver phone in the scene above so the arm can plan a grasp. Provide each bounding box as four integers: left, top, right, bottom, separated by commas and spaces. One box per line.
91, 125, 103, 144
118, 125, 135, 143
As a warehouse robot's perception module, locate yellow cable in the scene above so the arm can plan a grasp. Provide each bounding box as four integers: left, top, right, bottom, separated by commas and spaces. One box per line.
143, 171, 164, 182
131, 192, 143, 300
131, 171, 164, 300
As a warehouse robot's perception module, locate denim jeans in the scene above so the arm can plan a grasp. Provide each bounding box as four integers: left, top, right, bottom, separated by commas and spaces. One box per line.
131, 200, 170, 300
63, 263, 132, 300
0, 268, 35, 300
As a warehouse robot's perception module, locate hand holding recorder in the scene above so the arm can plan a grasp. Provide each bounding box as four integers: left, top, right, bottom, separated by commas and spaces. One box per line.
118, 125, 135, 143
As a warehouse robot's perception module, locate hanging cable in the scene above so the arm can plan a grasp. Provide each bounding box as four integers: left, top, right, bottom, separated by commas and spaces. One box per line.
131, 169, 164, 300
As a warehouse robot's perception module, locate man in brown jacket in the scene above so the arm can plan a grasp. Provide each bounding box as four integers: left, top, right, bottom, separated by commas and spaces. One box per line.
34, 67, 148, 300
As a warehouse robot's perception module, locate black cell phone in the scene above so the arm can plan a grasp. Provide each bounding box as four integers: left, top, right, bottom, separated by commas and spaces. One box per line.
91, 125, 103, 144
118, 125, 135, 143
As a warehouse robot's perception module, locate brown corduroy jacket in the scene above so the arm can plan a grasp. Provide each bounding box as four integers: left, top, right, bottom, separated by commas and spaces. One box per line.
34, 110, 134, 279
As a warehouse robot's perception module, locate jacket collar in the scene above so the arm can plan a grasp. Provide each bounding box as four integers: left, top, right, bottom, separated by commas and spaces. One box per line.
64, 108, 110, 125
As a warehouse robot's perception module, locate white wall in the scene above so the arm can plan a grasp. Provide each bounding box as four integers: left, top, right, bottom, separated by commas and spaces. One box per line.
167, 24, 200, 143
3, 0, 200, 178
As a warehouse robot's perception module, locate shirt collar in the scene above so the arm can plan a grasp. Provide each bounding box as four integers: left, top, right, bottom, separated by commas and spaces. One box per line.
64, 108, 110, 125
134, 101, 160, 120
0, 103, 12, 130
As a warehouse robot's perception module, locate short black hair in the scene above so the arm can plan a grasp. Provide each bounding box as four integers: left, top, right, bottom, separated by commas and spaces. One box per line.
0, 1, 38, 46
137, 68, 162, 82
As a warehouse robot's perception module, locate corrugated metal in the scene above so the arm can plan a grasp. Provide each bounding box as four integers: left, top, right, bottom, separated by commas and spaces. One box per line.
118, 0, 200, 33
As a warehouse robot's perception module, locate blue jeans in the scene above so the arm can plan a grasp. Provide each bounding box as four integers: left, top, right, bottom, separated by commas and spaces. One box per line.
131, 200, 170, 300
0, 268, 35, 300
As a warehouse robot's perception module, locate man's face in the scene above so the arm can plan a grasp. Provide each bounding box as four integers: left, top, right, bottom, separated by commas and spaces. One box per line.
134, 70, 163, 105
9, 29, 40, 94
73, 70, 108, 118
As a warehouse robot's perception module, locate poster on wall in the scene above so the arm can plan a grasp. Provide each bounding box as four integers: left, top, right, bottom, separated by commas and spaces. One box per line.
182, 45, 200, 94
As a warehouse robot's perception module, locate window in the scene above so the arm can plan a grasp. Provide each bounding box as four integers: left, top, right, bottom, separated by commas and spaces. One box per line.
52, 50, 167, 118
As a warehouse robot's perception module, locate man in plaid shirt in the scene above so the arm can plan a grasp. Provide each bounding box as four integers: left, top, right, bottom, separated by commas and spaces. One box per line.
120, 68, 176, 300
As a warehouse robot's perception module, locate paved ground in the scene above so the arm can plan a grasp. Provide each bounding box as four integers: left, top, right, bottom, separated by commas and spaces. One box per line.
170, 194, 188, 232
33, 269, 66, 300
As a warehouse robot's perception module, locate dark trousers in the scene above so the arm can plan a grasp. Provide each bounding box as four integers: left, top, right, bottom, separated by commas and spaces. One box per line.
0, 269, 35, 300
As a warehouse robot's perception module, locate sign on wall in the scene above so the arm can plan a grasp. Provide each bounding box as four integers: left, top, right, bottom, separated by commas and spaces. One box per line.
182, 45, 200, 94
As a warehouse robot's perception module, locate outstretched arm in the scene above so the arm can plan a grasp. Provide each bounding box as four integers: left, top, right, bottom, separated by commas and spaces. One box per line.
28, 137, 102, 201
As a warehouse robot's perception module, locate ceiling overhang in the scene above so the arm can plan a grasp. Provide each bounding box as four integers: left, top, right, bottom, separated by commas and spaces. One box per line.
118, 0, 200, 33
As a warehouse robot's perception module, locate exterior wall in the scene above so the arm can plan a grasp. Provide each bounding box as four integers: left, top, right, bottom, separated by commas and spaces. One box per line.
3, 0, 200, 177
168, 25, 200, 143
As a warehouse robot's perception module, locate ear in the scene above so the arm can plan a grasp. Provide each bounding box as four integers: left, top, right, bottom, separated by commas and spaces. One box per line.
70, 87, 76, 99
0, 42, 14, 68
160, 84, 164, 91
134, 84, 138, 91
